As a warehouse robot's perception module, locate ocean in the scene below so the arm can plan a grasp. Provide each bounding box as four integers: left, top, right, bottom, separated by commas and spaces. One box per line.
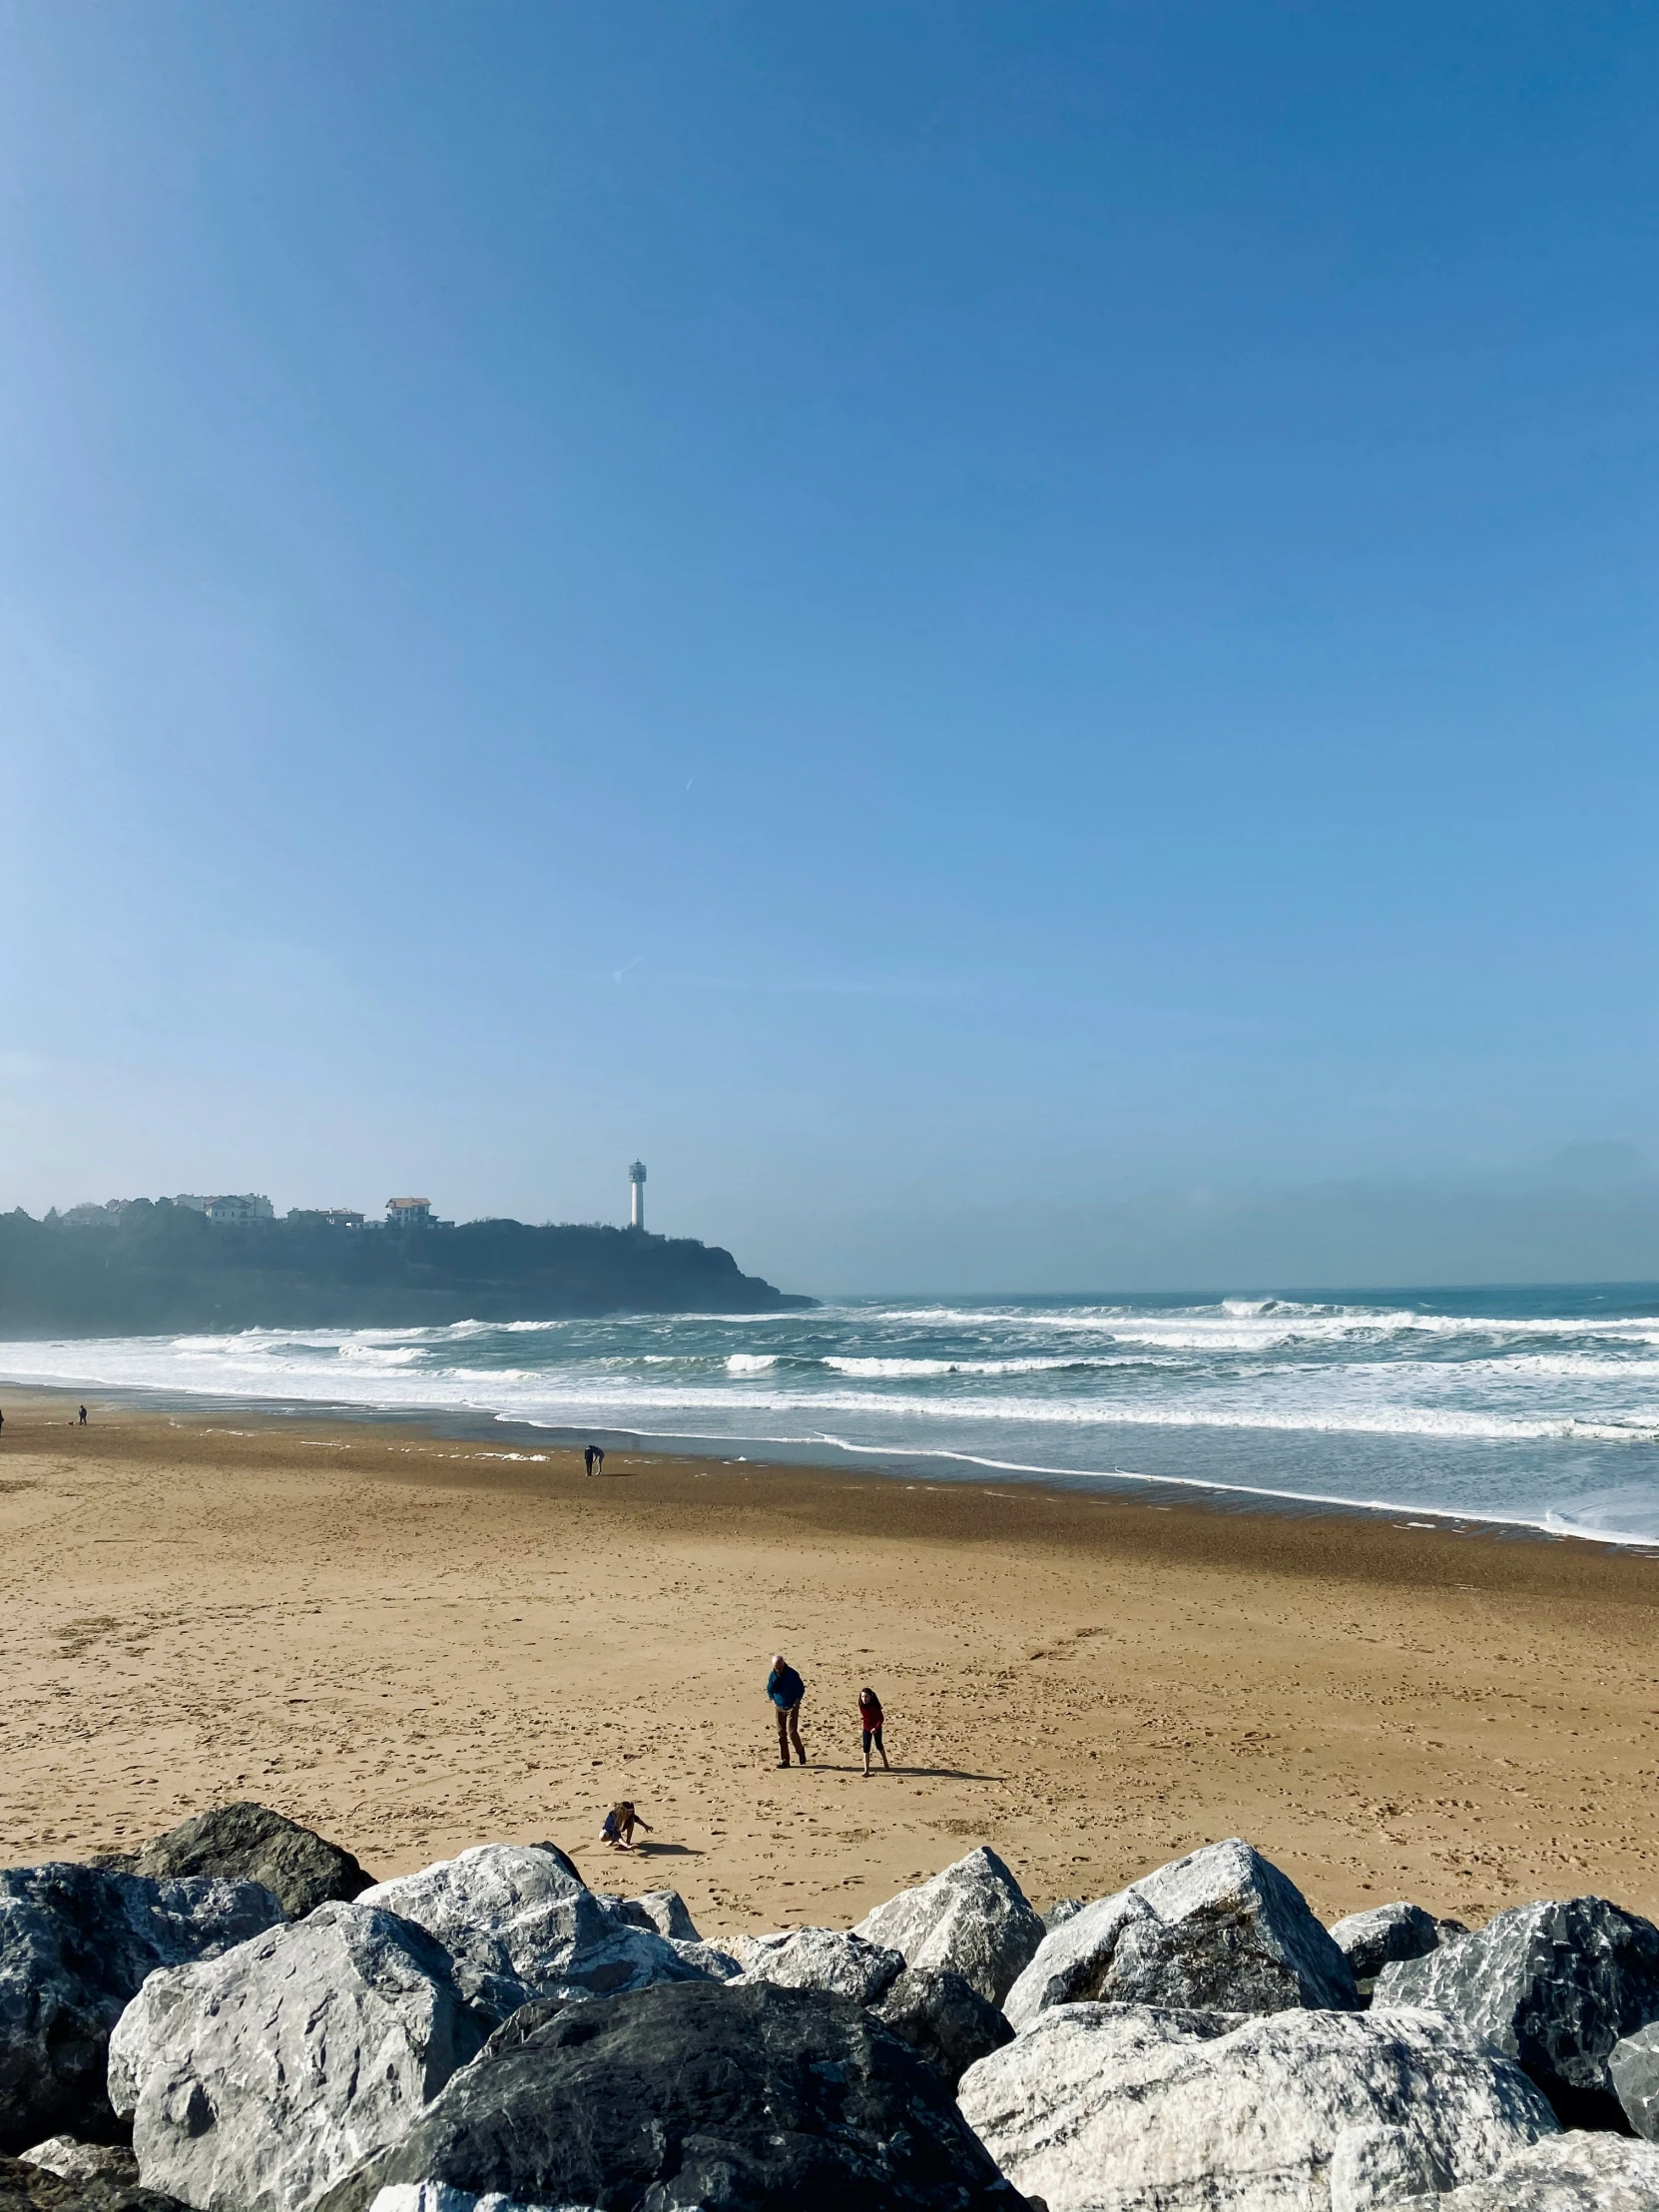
5, 1284, 1659, 1545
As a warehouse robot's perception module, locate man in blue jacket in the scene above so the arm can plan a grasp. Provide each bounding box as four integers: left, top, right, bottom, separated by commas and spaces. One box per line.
767, 1653, 807, 1768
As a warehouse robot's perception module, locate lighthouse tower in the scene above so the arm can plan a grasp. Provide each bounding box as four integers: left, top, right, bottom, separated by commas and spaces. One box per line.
629, 1160, 647, 1232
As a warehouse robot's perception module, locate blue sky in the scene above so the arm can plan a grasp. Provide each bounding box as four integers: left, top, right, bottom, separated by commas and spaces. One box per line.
1, 2, 1656, 1292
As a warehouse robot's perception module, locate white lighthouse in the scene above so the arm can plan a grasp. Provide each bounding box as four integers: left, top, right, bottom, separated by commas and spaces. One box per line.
629, 1160, 647, 1232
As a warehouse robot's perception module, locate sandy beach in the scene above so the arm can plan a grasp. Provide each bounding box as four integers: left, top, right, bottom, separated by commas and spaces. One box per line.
1, 1390, 1656, 1940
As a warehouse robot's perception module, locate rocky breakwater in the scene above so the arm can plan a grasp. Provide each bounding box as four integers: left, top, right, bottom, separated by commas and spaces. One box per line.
10, 1811, 1659, 2209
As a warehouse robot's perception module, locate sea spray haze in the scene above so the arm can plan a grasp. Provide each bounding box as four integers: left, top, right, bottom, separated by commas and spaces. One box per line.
4, 1286, 1659, 1543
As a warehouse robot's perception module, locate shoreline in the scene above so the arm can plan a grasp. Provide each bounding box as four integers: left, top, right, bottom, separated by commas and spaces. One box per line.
2, 1387, 1659, 1938
2, 1376, 1655, 1558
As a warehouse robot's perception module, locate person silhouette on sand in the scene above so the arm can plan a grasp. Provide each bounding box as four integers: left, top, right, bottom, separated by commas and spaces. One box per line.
767, 1653, 807, 1768
78, 1405, 87, 1425
600, 1801, 651, 1851
584, 1443, 605, 1477
858, 1686, 889, 1777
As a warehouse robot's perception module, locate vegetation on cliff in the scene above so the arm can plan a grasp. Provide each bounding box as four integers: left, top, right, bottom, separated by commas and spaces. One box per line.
0, 1200, 810, 1336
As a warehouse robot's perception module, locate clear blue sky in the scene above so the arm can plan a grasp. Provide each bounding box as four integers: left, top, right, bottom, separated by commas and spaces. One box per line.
2, 2, 1656, 1292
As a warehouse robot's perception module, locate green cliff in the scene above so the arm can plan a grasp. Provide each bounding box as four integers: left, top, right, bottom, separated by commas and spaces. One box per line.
0, 1200, 811, 1336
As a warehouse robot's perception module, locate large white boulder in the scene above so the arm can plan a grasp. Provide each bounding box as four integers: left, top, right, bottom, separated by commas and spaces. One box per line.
356, 1848, 581, 1988
1378, 1897, 1659, 2126
107, 1901, 495, 2212
358, 1846, 701, 2003
956, 2001, 1557, 2212
1397, 2130, 1659, 2212
1004, 1839, 1360, 2030
854, 1847, 1044, 2007
735, 1926, 905, 2005
0, 1862, 283, 2153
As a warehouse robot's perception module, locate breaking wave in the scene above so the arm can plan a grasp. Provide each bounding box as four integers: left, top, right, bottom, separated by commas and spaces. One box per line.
6, 1284, 1659, 1543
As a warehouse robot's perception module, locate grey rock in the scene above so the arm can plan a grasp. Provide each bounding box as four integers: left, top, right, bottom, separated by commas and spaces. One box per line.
735, 1925, 905, 2004
369, 2191, 592, 2212
0, 1864, 283, 2154
358, 1847, 703, 2004
1328, 1906, 1445, 1990
610, 1891, 700, 1943
18, 2148, 139, 2190
1377, 1896, 1659, 2126
1042, 1901, 1084, 1935
474, 1999, 572, 2061
522, 1846, 584, 1888
958, 2001, 1556, 2212
871, 1964, 1014, 2087
0, 2152, 190, 2212
316, 1977, 1029, 2212
855, 1848, 1045, 2007
1329, 2123, 1451, 2212
1611, 2021, 1659, 2139
1004, 1839, 1361, 2030
107, 1900, 495, 2212
667, 1940, 742, 1981
118, 1806, 372, 1923
1397, 2131, 1659, 2212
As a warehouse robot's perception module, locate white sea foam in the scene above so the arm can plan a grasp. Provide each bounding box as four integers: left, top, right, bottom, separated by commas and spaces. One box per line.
6, 1289, 1659, 1543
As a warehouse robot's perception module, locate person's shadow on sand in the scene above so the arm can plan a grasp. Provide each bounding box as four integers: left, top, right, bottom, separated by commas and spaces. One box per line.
631, 1840, 702, 1857
809, 1763, 1004, 1782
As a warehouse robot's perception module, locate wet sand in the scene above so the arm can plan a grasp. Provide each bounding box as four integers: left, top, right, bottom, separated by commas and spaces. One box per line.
0, 1391, 1656, 1939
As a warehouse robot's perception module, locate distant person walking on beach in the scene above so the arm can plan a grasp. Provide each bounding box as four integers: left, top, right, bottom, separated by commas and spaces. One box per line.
78, 1405, 87, 1425
858, 1686, 889, 1777
767, 1653, 807, 1767
600, 1800, 651, 1851
584, 1443, 605, 1477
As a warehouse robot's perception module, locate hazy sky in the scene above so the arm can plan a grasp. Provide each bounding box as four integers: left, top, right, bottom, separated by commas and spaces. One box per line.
2, 3, 1656, 1294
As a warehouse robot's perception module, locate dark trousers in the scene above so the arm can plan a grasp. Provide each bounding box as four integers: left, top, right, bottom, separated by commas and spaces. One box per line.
776, 1702, 805, 1764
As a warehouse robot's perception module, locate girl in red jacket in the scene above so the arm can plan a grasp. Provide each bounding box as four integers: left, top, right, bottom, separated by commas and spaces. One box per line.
857, 1686, 889, 1777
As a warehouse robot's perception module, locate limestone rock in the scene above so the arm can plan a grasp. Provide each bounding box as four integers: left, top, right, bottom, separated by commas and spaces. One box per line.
855, 1848, 1045, 2007
317, 1978, 1029, 2212
612, 1890, 699, 1942
357, 1847, 702, 2003
735, 1925, 905, 2004
0, 1864, 283, 2153
474, 1999, 569, 2061
107, 1901, 495, 2212
121, 1806, 371, 1923
668, 1939, 742, 1980
957, 2001, 1555, 2212
1610, 2021, 1659, 2139
0, 2152, 190, 2212
370, 2191, 591, 2212
1329, 2123, 1453, 2212
18, 2148, 139, 2190
1376, 1896, 1659, 2125
1004, 1839, 1361, 2029
1043, 1900, 1085, 1934
871, 1964, 1014, 2087
1397, 2130, 1659, 2212
1328, 1906, 1447, 1990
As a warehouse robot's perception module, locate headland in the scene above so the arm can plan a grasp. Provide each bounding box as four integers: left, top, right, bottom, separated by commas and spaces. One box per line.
0, 1202, 809, 1335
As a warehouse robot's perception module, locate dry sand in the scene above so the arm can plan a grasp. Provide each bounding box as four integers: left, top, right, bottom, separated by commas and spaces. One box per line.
1, 1391, 1657, 1940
